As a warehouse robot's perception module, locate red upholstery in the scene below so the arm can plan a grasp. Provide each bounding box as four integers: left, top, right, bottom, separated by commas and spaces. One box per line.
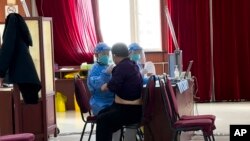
142, 75, 156, 125
174, 119, 213, 135
74, 76, 92, 113
181, 114, 216, 121
0, 133, 35, 141
86, 115, 97, 122
138, 75, 158, 141
165, 77, 216, 128
159, 78, 215, 141
74, 75, 96, 141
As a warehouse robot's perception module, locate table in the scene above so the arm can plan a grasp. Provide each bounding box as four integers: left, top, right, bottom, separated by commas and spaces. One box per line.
55, 66, 88, 111
0, 88, 14, 136
55, 79, 75, 110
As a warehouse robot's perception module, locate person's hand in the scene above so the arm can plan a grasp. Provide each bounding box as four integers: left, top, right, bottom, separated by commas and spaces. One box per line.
147, 73, 153, 77
101, 83, 109, 91
141, 69, 148, 75
106, 64, 115, 74
0, 77, 4, 87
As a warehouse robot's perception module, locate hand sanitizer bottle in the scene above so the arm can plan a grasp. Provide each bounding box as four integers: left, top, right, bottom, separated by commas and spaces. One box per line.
174, 65, 180, 79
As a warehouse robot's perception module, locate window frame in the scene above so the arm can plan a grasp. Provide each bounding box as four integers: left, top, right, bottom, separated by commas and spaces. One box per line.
98, 0, 162, 52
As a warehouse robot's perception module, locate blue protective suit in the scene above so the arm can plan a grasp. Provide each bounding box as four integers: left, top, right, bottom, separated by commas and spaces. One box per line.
87, 63, 114, 115
137, 63, 149, 85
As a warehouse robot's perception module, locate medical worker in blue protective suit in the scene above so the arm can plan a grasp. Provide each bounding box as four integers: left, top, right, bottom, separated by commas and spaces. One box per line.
87, 43, 114, 115
129, 43, 151, 84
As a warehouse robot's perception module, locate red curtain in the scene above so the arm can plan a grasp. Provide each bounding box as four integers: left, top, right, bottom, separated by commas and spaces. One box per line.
36, 0, 100, 65
213, 0, 250, 101
163, 0, 212, 101
91, 0, 103, 42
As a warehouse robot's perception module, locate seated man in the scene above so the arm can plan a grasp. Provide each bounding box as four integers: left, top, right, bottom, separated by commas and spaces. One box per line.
97, 43, 143, 141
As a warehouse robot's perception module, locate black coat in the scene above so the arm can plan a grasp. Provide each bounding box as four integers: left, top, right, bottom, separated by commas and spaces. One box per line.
0, 13, 41, 104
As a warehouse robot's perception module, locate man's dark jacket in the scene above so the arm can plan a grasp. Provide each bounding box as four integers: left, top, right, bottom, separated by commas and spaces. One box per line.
0, 13, 41, 104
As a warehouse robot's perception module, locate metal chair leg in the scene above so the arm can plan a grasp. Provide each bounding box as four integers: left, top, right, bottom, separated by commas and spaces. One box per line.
136, 128, 143, 141
173, 131, 178, 141
88, 123, 95, 141
119, 128, 124, 141
80, 122, 87, 141
202, 132, 208, 141
212, 134, 215, 141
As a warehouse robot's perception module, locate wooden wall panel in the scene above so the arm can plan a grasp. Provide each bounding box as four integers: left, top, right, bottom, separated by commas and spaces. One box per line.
145, 52, 169, 74
0, 0, 31, 22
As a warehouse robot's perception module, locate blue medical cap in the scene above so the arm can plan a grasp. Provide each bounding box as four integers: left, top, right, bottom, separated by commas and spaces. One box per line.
128, 43, 142, 51
95, 43, 111, 53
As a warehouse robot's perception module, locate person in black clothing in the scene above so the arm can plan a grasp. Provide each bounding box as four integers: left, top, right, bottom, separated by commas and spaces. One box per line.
97, 43, 143, 141
0, 13, 41, 104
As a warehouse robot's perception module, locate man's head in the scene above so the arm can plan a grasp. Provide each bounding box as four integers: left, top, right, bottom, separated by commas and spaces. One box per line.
111, 43, 129, 64
95, 42, 111, 65
128, 43, 143, 62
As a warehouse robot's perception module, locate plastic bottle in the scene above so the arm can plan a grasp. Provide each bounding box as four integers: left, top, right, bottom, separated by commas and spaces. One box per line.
174, 65, 180, 79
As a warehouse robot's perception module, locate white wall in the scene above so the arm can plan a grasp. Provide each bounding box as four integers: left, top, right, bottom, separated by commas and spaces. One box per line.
0, 24, 5, 45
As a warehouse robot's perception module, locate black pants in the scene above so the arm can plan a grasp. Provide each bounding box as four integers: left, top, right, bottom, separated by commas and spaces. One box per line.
18, 83, 41, 104
96, 103, 142, 141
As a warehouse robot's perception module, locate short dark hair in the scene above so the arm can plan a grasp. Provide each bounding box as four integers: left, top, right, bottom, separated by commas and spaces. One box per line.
111, 43, 129, 57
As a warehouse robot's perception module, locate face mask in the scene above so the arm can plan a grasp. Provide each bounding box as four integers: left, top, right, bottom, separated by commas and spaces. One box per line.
98, 55, 109, 65
131, 54, 141, 62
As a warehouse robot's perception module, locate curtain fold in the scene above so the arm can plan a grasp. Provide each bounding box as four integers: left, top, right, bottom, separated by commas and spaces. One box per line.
91, 0, 103, 42
36, 0, 100, 65
163, 0, 212, 101
213, 0, 250, 101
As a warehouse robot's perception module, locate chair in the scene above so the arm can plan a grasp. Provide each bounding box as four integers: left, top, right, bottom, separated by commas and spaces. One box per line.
119, 75, 158, 141
75, 74, 143, 141
164, 77, 216, 140
119, 124, 144, 141
142, 75, 157, 122
164, 77, 216, 123
74, 74, 96, 141
0, 133, 35, 141
159, 78, 215, 141
137, 75, 158, 141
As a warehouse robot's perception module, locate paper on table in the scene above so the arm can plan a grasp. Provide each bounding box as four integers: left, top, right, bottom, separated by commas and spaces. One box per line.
60, 68, 74, 71
176, 79, 189, 94
144, 61, 156, 74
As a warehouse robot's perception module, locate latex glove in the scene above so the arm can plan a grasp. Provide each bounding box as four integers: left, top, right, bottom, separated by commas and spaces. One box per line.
141, 69, 148, 75
106, 64, 115, 74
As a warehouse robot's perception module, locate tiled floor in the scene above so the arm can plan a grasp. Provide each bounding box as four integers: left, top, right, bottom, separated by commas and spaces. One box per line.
49, 102, 250, 141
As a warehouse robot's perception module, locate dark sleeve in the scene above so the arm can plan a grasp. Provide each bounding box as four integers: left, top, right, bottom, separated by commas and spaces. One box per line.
0, 15, 17, 78
107, 66, 125, 94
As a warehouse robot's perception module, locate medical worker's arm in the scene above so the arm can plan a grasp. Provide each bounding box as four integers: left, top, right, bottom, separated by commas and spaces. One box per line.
88, 65, 111, 90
